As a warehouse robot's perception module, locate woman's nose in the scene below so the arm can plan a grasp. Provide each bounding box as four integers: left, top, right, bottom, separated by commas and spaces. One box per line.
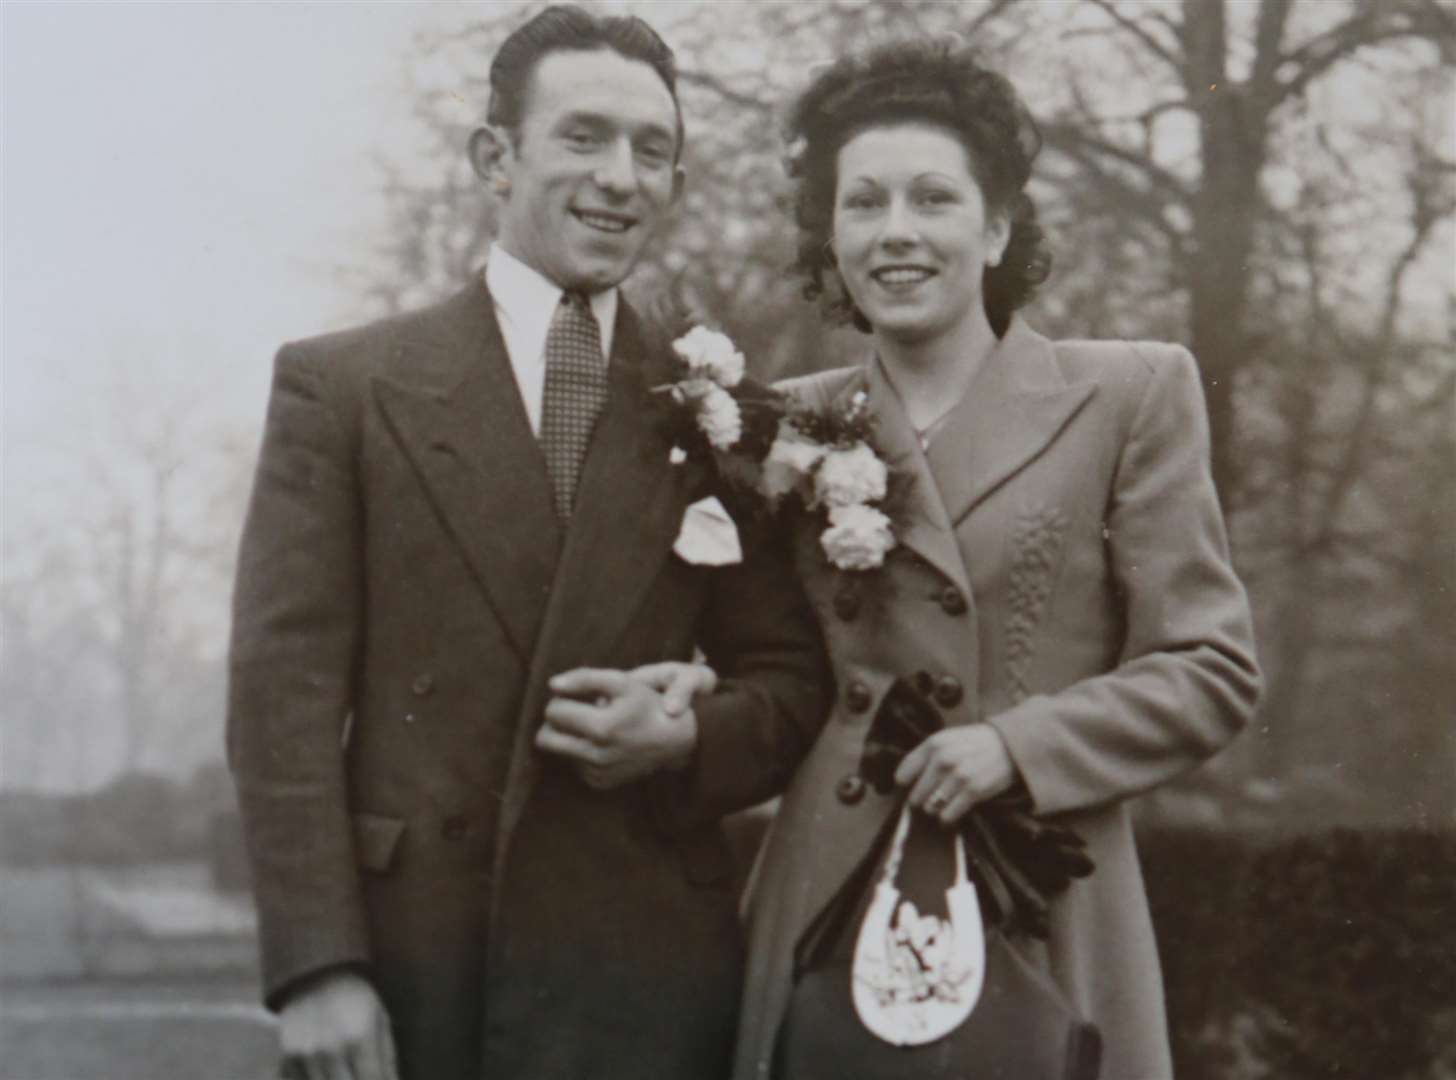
877, 198, 917, 248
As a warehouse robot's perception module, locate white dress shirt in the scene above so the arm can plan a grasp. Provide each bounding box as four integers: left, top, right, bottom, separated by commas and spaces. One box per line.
484, 245, 619, 435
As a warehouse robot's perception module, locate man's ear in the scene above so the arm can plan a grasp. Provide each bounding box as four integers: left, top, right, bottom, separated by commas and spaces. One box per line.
469, 124, 512, 194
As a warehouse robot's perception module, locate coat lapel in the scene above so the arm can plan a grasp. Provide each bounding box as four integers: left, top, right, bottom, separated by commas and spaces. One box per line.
925, 319, 1096, 526
860, 362, 973, 600
371, 280, 562, 662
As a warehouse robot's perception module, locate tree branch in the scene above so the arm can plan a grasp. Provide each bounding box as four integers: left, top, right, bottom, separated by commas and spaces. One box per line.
1086, 0, 1185, 75
1277, 2, 1455, 104
678, 69, 776, 115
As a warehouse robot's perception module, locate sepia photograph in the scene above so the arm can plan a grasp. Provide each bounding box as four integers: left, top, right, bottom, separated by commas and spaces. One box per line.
2, 2, 1453, 1078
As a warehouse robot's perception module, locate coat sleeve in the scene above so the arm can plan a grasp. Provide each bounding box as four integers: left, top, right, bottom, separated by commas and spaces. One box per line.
226, 342, 370, 1007
652, 519, 832, 833
986, 346, 1261, 817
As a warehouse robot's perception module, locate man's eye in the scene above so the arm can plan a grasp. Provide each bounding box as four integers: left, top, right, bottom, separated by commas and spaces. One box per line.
565, 130, 600, 149
843, 194, 879, 210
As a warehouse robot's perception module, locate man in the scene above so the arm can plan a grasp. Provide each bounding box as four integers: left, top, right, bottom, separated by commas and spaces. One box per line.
226, 8, 826, 1079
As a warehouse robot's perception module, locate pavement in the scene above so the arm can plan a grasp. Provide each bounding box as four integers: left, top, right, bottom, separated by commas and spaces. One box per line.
0, 976, 277, 1080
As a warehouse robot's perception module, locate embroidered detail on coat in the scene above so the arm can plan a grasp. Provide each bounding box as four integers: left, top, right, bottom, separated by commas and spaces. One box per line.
1005, 506, 1070, 702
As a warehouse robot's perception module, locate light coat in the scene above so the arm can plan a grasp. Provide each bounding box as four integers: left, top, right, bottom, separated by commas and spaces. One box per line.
227, 279, 828, 1080
734, 319, 1261, 1080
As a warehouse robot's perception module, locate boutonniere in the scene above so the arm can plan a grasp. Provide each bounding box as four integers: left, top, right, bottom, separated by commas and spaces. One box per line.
652, 325, 781, 499
760, 387, 909, 573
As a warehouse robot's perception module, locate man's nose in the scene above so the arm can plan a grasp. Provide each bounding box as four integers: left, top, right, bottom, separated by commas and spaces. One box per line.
593, 139, 637, 198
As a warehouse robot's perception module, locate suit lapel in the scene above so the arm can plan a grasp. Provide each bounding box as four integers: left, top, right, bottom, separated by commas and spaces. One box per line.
925, 319, 1096, 525
372, 279, 562, 662
537, 304, 696, 676
491, 303, 699, 894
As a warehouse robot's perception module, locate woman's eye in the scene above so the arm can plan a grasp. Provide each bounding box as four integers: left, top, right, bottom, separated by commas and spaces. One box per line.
918, 189, 955, 206
636, 143, 670, 166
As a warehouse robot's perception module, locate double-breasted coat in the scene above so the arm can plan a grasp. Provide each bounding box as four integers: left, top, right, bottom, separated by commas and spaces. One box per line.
733, 320, 1261, 1080
227, 278, 828, 1080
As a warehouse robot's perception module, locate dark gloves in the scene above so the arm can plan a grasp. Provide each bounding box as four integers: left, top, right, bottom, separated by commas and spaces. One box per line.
859, 676, 1096, 940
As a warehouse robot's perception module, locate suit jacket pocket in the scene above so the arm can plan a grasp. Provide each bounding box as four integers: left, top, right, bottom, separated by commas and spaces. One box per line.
676, 827, 735, 888
352, 812, 405, 874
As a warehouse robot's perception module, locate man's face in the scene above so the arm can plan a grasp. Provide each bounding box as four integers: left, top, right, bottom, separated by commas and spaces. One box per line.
490, 48, 683, 292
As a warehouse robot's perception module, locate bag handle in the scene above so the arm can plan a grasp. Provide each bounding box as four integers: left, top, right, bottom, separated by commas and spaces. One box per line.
878, 803, 971, 892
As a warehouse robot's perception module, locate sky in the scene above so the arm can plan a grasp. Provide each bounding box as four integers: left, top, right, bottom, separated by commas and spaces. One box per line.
1, 2, 483, 789
3, 2, 471, 525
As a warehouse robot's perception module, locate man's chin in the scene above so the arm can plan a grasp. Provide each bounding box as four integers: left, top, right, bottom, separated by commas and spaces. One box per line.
564, 253, 641, 292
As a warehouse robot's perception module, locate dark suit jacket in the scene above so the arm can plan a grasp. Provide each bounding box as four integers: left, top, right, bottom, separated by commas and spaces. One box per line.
227, 279, 827, 1080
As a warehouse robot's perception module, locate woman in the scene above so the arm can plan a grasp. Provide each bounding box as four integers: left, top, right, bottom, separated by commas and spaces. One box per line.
729, 40, 1262, 1080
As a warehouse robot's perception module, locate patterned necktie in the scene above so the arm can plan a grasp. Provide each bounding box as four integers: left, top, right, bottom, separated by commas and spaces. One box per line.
540, 291, 608, 520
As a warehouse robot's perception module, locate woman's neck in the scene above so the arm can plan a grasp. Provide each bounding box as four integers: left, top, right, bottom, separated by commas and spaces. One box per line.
875, 307, 1000, 432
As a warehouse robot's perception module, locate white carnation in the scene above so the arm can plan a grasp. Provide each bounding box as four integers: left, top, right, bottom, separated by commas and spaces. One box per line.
813, 442, 889, 509
673, 326, 746, 388
696, 383, 743, 450
760, 420, 827, 503
820, 504, 896, 571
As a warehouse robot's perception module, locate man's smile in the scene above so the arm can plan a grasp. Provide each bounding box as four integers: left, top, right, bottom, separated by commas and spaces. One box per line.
572, 208, 637, 234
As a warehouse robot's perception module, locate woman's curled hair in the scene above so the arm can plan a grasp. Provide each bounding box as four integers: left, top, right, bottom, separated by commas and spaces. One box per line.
783, 39, 1051, 335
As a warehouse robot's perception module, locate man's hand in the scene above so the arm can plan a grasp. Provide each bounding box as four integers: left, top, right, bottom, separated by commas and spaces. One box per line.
537, 667, 700, 790
895, 724, 1018, 825
277, 970, 397, 1080
626, 660, 718, 718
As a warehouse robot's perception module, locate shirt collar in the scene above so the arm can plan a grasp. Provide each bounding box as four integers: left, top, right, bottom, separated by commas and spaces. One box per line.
484, 244, 618, 360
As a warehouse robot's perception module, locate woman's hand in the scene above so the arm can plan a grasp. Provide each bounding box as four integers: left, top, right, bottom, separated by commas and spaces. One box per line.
895, 724, 1019, 824
627, 660, 719, 717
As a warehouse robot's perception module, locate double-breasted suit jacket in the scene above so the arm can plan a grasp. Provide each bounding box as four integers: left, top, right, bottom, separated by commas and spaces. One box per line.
733, 319, 1261, 1080
227, 278, 828, 1080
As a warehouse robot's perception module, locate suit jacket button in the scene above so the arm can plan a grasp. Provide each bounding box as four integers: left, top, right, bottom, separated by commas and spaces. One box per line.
845, 681, 873, 713
411, 673, 435, 697
833, 589, 860, 621
441, 815, 468, 841
934, 675, 964, 708
939, 586, 968, 616
836, 775, 866, 805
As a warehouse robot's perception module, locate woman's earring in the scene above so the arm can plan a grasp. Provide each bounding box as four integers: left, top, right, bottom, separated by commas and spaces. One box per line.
493, 176, 511, 197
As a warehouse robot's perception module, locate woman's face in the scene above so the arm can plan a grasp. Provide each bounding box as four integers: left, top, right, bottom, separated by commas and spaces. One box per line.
831, 123, 1009, 344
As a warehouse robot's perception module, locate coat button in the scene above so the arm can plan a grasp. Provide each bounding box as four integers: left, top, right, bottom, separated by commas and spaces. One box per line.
411, 672, 435, 697
833, 589, 860, 621
938, 586, 968, 616
911, 670, 935, 698
441, 815, 468, 841
934, 675, 964, 708
844, 681, 873, 713
836, 775, 866, 805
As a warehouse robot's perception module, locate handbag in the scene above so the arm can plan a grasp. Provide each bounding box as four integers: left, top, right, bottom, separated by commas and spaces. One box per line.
774, 799, 1102, 1080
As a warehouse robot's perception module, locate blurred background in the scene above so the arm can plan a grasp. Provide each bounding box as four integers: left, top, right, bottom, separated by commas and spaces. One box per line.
2, 2, 1452, 1077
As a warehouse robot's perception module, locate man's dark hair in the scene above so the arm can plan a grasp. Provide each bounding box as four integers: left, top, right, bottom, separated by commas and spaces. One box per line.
488, 4, 683, 157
